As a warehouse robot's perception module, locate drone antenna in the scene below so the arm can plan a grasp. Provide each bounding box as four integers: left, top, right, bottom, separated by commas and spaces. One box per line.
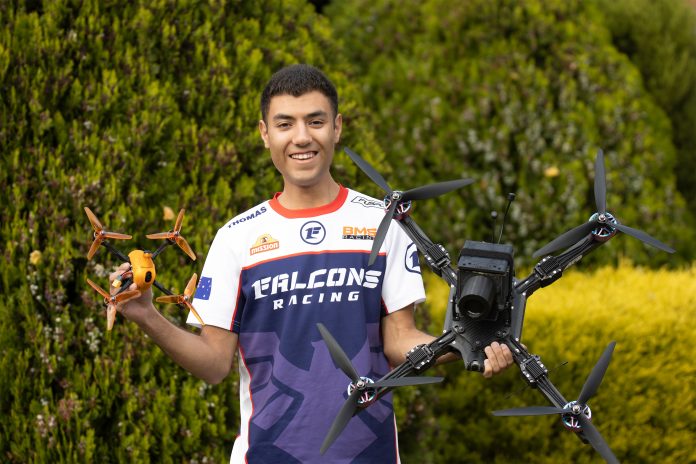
497, 193, 516, 244
490, 211, 498, 242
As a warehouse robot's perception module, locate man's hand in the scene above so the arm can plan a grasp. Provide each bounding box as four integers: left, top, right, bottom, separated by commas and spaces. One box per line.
109, 262, 153, 325
482, 341, 515, 378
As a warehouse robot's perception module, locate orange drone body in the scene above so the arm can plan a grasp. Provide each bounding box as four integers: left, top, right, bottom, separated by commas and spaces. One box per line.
85, 206, 202, 330
128, 250, 156, 292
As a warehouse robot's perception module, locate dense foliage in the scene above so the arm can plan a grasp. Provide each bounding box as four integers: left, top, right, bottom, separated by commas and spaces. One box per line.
597, 0, 696, 218
1, 0, 693, 462
0, 1, 385, 461
327, 0, 695, 266
398, 264, 696, 463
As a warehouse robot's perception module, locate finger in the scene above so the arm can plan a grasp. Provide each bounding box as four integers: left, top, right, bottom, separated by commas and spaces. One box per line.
109, 262, 131, 281
484, 345, 501, 374
488, 342, 507, 372
501, 343, 514, 366
483, 359, 493, 378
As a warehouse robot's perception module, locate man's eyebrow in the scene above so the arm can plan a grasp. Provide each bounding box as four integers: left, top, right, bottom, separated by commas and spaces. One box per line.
305, 110, 328, 119
271, 110, 329, 121
272, 113, 295, 121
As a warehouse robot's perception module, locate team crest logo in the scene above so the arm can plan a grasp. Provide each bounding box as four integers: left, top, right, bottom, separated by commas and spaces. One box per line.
300, 221, 326, 245
250, 234, 280, 255
405, 243, 421, 274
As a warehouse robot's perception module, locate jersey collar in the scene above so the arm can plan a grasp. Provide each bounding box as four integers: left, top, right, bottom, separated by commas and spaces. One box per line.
269, 185, 348, 218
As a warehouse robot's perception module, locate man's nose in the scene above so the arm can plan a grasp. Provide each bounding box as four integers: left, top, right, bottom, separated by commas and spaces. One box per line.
292, 124, 312, 146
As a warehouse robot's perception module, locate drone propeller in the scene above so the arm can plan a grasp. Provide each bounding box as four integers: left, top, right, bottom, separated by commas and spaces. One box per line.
493, 342, 618, 464
84, 207, 132, 260
533, 150, 674, 257
344, 147, 474, 266
146, 209, 196, 261
155, 273, 205, 326
85, 278, 140, 330
317, 322, 443, 454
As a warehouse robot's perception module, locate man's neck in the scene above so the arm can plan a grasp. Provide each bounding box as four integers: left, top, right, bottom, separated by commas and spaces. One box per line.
276, 179, 341, 210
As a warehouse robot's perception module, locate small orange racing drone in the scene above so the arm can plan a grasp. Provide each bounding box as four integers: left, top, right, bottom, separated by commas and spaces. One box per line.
84, 207, 204, 330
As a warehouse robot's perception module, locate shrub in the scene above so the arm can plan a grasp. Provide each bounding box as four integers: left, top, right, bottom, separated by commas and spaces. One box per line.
0, 1, 385, 461
395, 263, 696, 463
326, 0, 695, 267
597, 0, 696, 220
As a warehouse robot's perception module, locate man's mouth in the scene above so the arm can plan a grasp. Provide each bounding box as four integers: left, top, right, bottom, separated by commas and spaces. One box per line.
289, 151, 317, 160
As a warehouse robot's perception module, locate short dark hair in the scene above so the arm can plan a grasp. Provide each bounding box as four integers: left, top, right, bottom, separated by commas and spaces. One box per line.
260, 64, 339, 122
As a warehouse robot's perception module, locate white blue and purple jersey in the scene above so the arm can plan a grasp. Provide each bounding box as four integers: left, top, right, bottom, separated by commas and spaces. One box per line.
188, 186, 426, 463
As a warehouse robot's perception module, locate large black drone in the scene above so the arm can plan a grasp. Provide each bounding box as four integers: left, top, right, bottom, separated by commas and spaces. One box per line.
316, 148, 674, 463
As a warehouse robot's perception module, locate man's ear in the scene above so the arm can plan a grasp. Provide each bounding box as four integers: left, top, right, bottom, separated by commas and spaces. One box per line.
333, 113, 343, 143
259, 119, 270, 148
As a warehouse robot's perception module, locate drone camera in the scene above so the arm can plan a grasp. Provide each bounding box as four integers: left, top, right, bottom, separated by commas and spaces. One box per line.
456, 241, 514, 320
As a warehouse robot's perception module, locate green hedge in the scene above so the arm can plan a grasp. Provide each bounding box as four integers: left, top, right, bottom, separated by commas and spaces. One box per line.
0, 1, 385, 461
395, 264, 696, 463
597, 0, 696, 219
1, 0, 693, 462
327, 0, 695, 267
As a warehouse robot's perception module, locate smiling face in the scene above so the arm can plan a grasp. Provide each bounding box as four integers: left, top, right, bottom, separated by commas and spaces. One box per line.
259, 91, 342, 197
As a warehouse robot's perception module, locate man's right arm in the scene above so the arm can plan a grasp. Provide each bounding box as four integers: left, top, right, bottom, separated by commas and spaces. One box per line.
110, 264, 238, 385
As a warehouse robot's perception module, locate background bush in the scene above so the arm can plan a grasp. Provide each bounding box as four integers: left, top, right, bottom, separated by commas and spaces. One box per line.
597, 0, 696, 219
396, 264, 696, 463
1, 0, 693, 462
0, 1, 386, 461
326, 0, 695, 267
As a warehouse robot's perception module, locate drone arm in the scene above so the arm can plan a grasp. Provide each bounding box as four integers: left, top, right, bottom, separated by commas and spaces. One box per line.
396, 215, 458, 286
101, 240, 131, 263
152, 280, 174, 296
150, 240, 173, 260
516, 236, 604, 298
367, 329, 458, 405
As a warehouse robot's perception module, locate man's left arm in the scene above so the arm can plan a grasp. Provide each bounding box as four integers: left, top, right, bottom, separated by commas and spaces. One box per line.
381, 305, 515, 378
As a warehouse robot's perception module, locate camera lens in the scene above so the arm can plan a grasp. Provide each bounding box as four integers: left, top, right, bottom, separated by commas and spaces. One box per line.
458, 274, 496, 319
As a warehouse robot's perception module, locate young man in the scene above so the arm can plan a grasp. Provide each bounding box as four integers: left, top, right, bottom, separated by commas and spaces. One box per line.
111, 64, 514, 463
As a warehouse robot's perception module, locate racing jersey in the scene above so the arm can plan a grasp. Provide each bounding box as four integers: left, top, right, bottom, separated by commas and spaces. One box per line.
188, 186, 426, 463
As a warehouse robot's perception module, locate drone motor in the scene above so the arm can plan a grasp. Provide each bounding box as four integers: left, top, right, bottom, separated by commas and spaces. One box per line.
561, 401, 593, 432
590, 212, 619, 242
347, 377, 377, 405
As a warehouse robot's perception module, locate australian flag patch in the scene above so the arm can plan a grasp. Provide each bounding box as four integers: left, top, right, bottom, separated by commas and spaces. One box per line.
195, 276, 213, 300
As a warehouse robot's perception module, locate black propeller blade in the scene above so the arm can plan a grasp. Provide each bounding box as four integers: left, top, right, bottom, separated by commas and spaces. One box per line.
492, 342, 619, 464
578, 414, 619, 464
344, 147, 474, 266
533, 149, 675, 257
317, 323, 443, 454
578, 341, 615, 405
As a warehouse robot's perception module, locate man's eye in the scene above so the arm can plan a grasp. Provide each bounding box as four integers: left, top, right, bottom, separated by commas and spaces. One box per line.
276, 122, 291, 129
309, 120, 325, 127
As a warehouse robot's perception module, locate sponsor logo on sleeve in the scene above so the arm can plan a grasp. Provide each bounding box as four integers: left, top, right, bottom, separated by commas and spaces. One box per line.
405, 243, 421, 274
300, 221, 326, 245
351, 196, 385, 209
195, 276, 213, 300
228, 206, 268, 228
250, 234, 280, 255
342, 225, 377, 240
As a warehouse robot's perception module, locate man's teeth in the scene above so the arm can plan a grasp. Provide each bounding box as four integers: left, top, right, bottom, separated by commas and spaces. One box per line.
290, 152, 316, 160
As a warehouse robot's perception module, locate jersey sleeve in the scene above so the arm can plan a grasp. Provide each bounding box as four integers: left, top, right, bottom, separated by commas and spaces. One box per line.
187, 228, 242, 331
380, 222, 426, 313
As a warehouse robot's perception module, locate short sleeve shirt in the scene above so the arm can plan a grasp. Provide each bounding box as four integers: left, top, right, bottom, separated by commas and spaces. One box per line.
188, 186, 426, 463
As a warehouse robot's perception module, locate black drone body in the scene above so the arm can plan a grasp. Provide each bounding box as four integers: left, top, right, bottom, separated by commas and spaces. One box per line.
315, 148, 674, 463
